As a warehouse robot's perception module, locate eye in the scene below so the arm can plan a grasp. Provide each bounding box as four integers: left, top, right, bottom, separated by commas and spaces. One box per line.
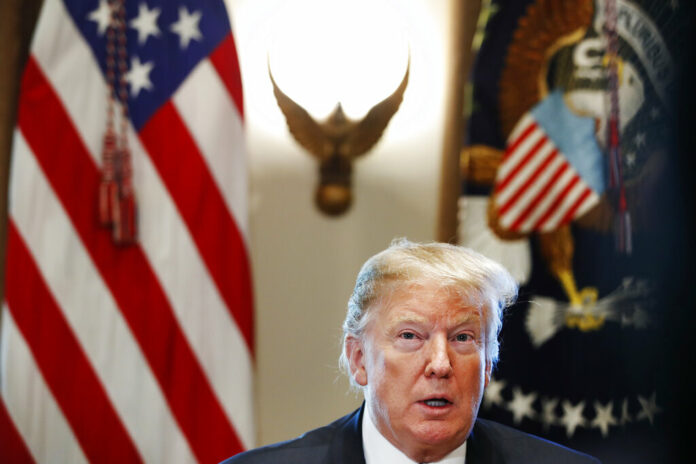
455, 333, 471, 342
400, 332, 416, 340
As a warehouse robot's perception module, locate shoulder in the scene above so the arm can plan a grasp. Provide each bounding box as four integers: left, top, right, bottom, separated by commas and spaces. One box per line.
220, 411, 359, 464
471, 419, 601, 464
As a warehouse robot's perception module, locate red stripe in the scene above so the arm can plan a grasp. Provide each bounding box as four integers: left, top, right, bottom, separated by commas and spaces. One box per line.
532, 175, 581, 230
5, 222, 143, 464
0, 395, 36, 464
559, 187, 594, 226
498, 147, 558, 216
210, 34, 244, 119
500, 120, 537, 164
496, 132, 548, 194
139, 102, 254, 354
18, 56, 245, 463
509, 161, 569, 231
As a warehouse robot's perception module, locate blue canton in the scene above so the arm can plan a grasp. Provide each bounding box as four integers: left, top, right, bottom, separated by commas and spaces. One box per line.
65, 0, 232, 130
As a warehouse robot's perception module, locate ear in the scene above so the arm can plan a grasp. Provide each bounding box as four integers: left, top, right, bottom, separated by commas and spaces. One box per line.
345, 335, 368, 386
484, 359, 492, 389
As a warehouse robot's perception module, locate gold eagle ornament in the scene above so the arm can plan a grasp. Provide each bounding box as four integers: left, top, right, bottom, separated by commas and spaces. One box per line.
269, 60, 409, 216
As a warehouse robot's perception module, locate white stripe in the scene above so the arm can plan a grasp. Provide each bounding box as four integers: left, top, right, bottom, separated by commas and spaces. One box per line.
497, 153, 566, 230
9, 130, 197, 464
506, 112, 535, 145
496, 125, 545, 181
539, 180, 589, 231
495, 139, 555, 206
30, 0, 255, 449
173, 59, 249, 238
0, 307, 88, 464
518, 166, 575, 232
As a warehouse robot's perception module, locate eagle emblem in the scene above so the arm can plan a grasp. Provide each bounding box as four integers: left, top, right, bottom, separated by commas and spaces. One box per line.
270, 60, 409, 215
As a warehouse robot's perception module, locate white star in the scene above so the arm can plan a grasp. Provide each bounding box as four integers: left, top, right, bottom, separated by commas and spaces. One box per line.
621, 313, 633, 327
634, 132, 647, 149
625, 152, 637, 169
88, 0, 113, 36
540, 397, 559, 430
507, 387, 537, 424
632, 306, 650, 329
125, 56, 154, 97
591, 401, 617, 437
620, 397, 632, 425
170, 6, 203, 49
560, 400, 587, 438
129, 3, 161, 45
637, 392, 662, 425
483, 378, 506, 408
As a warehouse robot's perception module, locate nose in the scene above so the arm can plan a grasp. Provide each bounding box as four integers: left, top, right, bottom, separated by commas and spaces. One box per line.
425, 334, 452, 378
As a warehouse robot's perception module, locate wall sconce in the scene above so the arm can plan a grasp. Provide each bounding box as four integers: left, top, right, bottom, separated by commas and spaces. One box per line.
269, 61, 409, 216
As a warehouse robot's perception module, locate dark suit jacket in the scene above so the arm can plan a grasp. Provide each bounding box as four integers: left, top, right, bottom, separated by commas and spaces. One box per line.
221, 406, 600, 463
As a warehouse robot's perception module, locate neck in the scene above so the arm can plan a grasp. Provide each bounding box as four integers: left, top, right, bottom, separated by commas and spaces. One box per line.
364, 402, 467, 463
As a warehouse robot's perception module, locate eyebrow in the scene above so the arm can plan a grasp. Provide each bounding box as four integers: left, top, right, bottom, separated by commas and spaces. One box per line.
388, 311, 481, 327
389, 313, 429, 326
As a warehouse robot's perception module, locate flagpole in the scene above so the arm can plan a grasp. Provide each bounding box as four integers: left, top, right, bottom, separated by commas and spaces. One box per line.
0, 0, 43, 337
437, 0, 481, 243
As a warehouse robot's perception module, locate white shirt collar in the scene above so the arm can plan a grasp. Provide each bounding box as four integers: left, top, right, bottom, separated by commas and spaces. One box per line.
361, 404, 467, 464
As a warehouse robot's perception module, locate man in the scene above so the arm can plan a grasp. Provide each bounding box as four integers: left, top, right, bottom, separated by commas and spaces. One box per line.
223, 239, 600, 463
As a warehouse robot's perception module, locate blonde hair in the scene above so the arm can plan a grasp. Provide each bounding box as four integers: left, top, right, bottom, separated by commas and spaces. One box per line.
339, 238, 518, 388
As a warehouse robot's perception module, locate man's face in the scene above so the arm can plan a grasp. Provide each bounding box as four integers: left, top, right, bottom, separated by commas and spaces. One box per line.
347, 282, 491, 462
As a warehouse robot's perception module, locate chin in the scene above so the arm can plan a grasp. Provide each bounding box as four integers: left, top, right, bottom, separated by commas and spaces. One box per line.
411, 421, 467, 447
406, 424, 468, 463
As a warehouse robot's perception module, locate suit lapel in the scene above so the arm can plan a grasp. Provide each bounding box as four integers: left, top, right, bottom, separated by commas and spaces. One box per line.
466, 419, 502, 464
328, 404, 367, 464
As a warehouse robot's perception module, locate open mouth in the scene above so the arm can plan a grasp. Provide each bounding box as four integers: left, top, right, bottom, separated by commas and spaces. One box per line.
420, 398, 452, 407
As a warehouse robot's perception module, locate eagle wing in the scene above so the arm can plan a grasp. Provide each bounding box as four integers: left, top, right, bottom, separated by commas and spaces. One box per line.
269, 68, 333, 159
344, 59, 409, 158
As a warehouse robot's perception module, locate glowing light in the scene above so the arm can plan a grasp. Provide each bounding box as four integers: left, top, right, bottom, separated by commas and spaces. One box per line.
267, 0, 410, 120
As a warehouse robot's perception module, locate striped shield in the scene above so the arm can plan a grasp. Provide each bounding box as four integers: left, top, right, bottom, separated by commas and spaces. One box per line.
494, 90, 606, 233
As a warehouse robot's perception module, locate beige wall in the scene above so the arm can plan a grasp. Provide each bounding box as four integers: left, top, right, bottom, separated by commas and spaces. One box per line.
228, 0, 459, 446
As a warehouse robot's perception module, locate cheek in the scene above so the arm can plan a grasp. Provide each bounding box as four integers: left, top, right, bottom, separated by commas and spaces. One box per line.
362, 343, 390, 392
456, 355, 487, 394
368, 351, 418, 398
381, 349, 424, 379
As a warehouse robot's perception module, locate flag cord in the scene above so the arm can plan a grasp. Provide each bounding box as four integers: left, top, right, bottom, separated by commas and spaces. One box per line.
605, 0, 631, 254
98, 0, 137, 244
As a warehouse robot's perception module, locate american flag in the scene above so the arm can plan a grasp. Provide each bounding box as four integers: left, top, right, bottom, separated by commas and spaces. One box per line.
493, 91, 604, 233
0, 1, 253, 463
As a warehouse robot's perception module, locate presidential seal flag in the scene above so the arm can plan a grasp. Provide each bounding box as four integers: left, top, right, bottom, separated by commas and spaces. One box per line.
459, 0, 691, 461
0, 1, 254, 463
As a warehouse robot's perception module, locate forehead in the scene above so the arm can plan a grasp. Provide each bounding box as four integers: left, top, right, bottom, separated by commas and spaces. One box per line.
370, 282, 482, 326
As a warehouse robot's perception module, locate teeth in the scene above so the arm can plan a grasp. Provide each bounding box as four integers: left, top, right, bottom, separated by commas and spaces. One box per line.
424, 399, 449, 407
